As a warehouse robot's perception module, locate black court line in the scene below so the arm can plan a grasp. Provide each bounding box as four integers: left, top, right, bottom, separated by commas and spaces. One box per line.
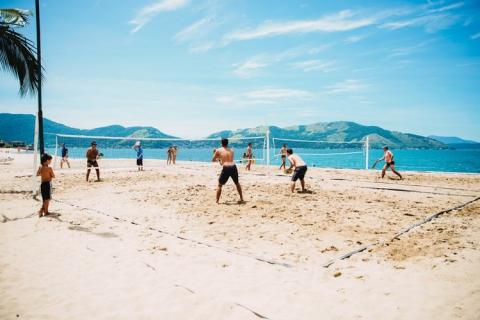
53, 199, 292, 269
329, 178, 480, 193
357, 186, 474, 197
323, 196, 480, 268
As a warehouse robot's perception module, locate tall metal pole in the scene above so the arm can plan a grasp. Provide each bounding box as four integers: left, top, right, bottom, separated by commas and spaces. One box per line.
35, 0, 44, 155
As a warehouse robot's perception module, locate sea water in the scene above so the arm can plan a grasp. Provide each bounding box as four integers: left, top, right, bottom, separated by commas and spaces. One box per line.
47, 147, 480, 174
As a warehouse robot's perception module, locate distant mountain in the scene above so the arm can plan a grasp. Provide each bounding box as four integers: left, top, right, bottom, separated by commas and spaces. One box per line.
0, 113, 177, 146
1, 114, 450, 149
428, 135, 478, 144
208, 121, 448, 149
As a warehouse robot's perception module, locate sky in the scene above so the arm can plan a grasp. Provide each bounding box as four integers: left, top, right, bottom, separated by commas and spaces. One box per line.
1, 0, 479, 139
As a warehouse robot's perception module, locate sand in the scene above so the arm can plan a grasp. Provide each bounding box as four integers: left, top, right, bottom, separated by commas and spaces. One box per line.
0, 150, 479, 319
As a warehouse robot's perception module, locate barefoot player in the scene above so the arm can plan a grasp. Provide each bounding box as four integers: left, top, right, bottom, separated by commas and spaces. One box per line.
245, 142, 253, 171
212, 138, 244, 204
37, 153, 55, 217
86, 141, 101, 182
376, 146, 403, 179
279, 144, 287, 170
60, 143, 70, 169
286, 148, 308, 193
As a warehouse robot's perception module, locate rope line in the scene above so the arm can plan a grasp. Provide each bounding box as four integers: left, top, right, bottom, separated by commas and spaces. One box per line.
322, 196, 480, 268
53, 199, 292, 269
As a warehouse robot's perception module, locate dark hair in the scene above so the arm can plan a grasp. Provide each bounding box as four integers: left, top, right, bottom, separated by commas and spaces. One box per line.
383, 146, 389, 150
283, 144, 287, 147
91, 141, 97, 146
286, 148, 293, 155
221, 138, 228, 147
248, 142, 252, 146
41, 153, 52, 165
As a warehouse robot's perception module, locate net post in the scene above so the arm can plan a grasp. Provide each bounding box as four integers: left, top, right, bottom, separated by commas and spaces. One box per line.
53, 134, 58, 168
365, 135, 369, 170
266, 127, 270, 168
32, 113, 39, 197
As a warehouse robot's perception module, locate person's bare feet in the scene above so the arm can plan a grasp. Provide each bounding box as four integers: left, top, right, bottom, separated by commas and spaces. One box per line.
237, 200, 245, 204
38, 209, 43, 218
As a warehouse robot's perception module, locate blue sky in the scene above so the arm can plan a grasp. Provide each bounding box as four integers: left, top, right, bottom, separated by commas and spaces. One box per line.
1, 0, 479, 139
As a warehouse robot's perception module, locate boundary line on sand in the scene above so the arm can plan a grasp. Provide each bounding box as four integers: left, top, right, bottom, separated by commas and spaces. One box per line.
322, 196, 480, 268
53, 199, 292, 269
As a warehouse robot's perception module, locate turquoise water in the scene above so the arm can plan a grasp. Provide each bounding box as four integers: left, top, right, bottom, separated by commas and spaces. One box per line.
47, 147, 480, 174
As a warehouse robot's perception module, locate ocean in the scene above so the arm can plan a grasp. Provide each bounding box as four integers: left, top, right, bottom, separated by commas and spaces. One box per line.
48, 147, 480, 174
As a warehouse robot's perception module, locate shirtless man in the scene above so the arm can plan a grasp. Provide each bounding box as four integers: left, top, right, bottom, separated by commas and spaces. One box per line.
279, 144, 287, 170
245, 143, 253, 171
376, 146, 403, 179
86, 141, 101, 182
212, 138, 244, 204
286, 148, 308, 193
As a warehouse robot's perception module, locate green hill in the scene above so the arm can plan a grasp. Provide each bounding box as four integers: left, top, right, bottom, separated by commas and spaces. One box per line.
0, 114, 449, 149
208, 121, 447, 149
0, 113, 177, 146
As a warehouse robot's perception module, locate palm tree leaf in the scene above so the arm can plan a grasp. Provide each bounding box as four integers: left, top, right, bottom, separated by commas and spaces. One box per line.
0, 9, 32, 27
0, 26, 43, 96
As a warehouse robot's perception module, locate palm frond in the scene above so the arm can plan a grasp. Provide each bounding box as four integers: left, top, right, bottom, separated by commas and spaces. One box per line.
0, 26, 43, 96
0, 9, 32, 27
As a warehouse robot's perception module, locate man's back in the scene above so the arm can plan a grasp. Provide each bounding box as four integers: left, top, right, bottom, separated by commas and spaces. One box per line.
288, 153, 306, 167
216, 147, 235, 166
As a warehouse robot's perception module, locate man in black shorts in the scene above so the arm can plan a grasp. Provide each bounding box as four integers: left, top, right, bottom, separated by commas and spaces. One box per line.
286, 148, 308, 193
86, 141, 101, 182
212, 138, 244, 204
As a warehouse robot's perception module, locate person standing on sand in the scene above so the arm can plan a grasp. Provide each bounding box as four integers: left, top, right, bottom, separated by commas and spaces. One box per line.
133, 141, 144, 171
60, 143, 70, 169
167, 146, 172, 165
286, 148, 308, 193
86, 141, 101, 182
245, 142, 253, 171
172, 146, 178, 164
279, 144, 287, 170
375, 146, 403, 179
37, 153, 55, 217
212, 138, 244, 204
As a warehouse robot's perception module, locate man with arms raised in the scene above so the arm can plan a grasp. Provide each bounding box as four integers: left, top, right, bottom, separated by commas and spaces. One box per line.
212, 138, 244, 204
286, 148, 308, 193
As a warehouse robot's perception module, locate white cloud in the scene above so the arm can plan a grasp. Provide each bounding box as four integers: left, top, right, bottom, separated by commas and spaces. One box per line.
223, 10, 376, 43
130, 0, 189, 34
188, 42, 216, 53
381, 14, 458, 33
322, 79, 369, 94
427, 2, 464, 14
344, 34, 367, 43
233, 58, 268, 78
471, 32, 480, 40
290, 59, 335, 72
388, 39, 435, 58
215, 88, 314, 106
174, 17, 214, 42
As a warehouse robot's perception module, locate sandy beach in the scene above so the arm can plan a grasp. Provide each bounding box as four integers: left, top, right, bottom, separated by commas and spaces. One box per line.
1, 150, 479, 319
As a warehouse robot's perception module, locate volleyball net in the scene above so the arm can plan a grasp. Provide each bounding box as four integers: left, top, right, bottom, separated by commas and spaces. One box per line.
272, 137, 370, 170
50, 133, 267, 169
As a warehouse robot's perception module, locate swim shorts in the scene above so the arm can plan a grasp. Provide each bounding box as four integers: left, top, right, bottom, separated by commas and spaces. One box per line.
292, 166, 307, 181
40, 181, 51, 201
87, 160, 99, 168
219, 165, 239, 185
137, 158, 143, 166
386, 161, 395, 167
